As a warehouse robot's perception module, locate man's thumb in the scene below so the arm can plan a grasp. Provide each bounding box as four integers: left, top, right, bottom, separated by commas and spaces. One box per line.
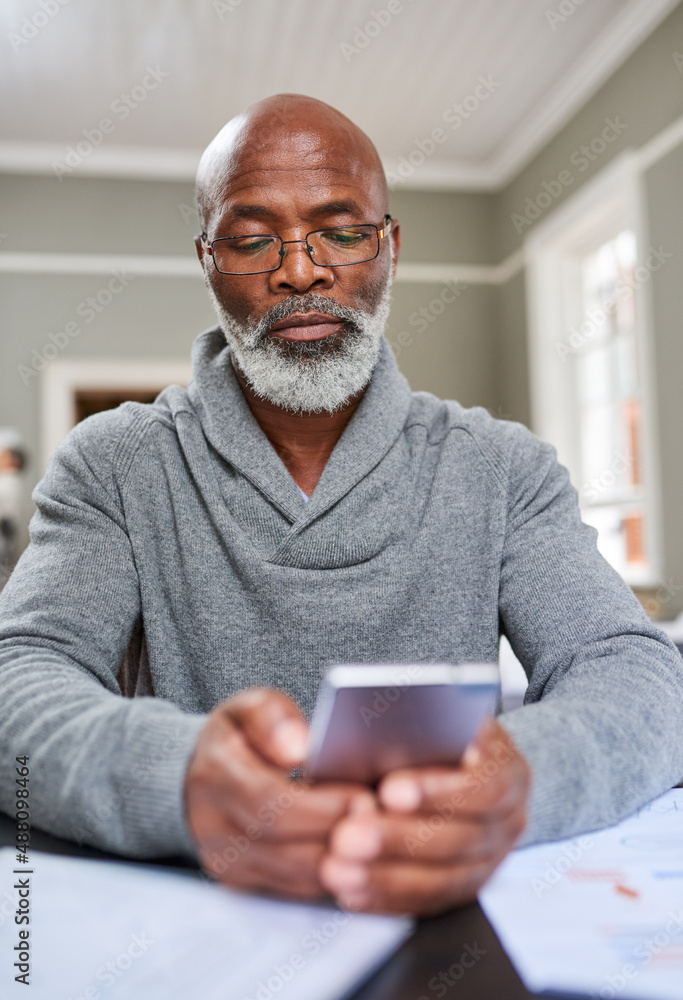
225, 688, 309, 767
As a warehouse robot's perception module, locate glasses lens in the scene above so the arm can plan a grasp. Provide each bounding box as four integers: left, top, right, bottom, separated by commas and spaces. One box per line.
212, 235, 281, 274
308, 226, 379, 266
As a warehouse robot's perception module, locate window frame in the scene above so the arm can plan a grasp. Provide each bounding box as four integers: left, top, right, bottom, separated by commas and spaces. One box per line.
525, 151, 663, 586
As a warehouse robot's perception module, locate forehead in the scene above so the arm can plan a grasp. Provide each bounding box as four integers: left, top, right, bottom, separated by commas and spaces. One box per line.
207, 124, 386, 224
234, 120, 374, 179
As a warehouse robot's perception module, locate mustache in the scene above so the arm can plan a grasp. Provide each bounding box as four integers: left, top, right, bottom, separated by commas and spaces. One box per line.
252, 294, 367, 338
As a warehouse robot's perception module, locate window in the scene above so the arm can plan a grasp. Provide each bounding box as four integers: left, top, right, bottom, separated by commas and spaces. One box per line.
526, 153, 661, 586
575, 229, 649, 579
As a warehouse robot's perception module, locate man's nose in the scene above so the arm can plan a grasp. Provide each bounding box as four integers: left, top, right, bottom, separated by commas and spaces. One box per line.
268, 240, 334, 294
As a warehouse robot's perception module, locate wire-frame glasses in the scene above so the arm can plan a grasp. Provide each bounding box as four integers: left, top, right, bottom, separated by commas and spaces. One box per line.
200, 216, 393, 275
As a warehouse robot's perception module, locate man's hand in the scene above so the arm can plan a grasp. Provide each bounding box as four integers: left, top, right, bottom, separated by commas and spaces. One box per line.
184, 688, 366, 901
319, 719, 530, 916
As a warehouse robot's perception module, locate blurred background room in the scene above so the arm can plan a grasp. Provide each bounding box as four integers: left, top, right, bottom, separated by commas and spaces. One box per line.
1, 0, 682, 663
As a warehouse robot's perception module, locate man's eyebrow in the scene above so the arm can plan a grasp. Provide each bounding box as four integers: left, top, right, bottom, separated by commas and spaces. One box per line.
307, 200, 364, 218
227, 204, 273, 220
225, 200, 366, 221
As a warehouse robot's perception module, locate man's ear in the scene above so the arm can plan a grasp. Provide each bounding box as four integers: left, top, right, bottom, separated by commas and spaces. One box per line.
389, 220, 401, 278
194, 235, 205, 265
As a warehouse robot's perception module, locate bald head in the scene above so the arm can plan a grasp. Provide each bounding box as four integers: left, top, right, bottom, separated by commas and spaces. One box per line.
195, 94, 389, 234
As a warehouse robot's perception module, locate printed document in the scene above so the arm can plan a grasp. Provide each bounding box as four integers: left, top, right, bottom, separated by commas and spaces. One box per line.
0, 848, 413, 999
480, 789, 683, 999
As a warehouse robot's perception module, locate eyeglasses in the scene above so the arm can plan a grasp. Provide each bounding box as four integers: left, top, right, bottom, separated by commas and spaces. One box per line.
199, 216, 393, 275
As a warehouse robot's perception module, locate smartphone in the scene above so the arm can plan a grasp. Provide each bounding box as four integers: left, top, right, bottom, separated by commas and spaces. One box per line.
304, 663, 500, 784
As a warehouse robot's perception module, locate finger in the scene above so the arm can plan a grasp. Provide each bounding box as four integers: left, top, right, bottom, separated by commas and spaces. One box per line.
319, 853, 504, 917
222, 688, 309, 768
249, 879, 329, 904
347, 792, 378, 816
328, 804, 526, 864
241, 838, 328, 889
189, 719, 365, 841
378, 724, 530, 820
214, 853, 328, 903
205, 830, 329, 900
465, 716, 518, 766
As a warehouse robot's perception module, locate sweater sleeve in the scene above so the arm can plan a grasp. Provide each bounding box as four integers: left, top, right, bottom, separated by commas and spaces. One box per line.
494, 423, 683, 846
0, 410, 206, 859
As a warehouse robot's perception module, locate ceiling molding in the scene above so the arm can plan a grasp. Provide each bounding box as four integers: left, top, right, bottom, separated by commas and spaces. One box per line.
388, 0, 680, 189
486, 0, 681, 187
384, 159, 502, 192
2, 105, 680, 286
0, 143, 201, 182
0, 0, 677, 193
0, 141, 500, 190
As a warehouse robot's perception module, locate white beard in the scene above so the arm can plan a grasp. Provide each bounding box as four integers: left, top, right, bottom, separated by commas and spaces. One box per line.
207, 279, 392, 414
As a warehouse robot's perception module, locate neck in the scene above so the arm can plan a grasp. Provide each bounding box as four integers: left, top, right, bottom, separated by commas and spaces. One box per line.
232, 361, 365, 497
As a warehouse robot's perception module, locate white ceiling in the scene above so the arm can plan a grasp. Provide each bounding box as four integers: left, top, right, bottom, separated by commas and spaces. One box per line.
0, 0, 678, 190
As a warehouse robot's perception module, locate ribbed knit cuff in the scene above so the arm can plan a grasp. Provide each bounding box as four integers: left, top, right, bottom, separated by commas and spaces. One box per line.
118, 707, 208, 860
497, 703, 596, 848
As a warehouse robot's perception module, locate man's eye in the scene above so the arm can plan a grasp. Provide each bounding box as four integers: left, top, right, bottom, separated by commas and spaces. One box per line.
230, 238, 274, 255
323, 230, 365, 245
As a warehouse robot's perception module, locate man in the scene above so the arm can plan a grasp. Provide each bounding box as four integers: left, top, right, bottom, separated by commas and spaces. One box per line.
1, 95, 682, 917
0, 432, 25, 590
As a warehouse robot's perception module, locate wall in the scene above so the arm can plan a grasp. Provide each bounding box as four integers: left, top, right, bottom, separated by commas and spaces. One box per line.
386, 189, 498, 408
1, 3, 682, 615
0, 175, 499, 545
492, 2, 683, 614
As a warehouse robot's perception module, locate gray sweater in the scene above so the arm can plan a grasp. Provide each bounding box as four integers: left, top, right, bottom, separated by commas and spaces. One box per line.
1, 329, 682, 859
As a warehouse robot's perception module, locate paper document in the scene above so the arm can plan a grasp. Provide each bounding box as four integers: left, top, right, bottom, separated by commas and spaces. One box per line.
0, 848, 413, 1000
480, 789, 683, 1000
